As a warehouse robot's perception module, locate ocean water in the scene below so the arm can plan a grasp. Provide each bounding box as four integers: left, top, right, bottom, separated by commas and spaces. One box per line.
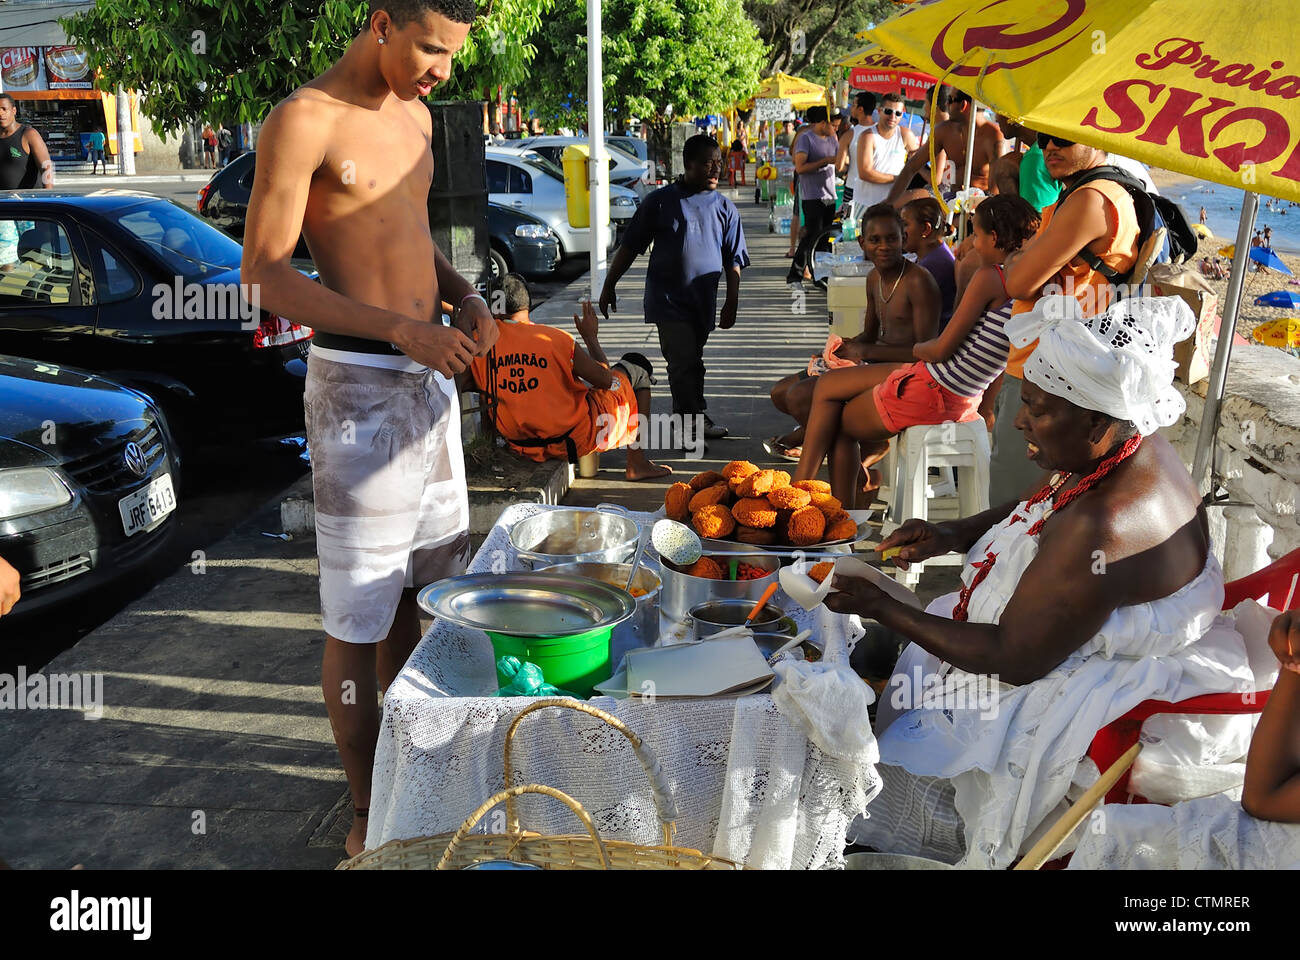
1158, 178, 1300, 255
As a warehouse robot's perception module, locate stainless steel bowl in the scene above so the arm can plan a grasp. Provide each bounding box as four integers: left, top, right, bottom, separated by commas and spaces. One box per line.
658, 552, 781, 621
688, 599, 797, 655
509, 507, 640, 569
541, 561, 662, 650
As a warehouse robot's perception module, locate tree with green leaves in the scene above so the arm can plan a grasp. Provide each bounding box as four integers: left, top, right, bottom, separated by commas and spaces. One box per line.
62, 0, 553, 134
745, 0, 894, 81
525, 0, 766, 158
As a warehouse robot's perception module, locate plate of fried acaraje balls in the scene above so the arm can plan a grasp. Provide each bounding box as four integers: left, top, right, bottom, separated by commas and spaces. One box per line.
663, 461, 864, 548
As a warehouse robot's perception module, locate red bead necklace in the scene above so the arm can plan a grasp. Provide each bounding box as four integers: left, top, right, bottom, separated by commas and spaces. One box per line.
951, 435, 1144, 622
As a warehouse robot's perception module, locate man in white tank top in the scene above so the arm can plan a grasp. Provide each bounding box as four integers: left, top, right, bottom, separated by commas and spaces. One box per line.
853, 91, 919, 216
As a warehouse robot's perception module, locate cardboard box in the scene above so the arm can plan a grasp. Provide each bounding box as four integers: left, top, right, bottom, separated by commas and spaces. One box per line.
1150, 264, 1218, 385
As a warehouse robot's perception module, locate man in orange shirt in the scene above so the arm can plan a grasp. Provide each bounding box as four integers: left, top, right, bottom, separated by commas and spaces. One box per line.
470, 274, 673, 480
990, 133, 1140, 506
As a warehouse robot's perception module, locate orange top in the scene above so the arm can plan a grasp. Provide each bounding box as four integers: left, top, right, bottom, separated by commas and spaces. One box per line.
470, 318, 639, 462
1005, 178, 1140, 379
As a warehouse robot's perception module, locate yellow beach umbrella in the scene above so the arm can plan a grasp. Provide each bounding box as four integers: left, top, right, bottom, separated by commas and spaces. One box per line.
1252, 317, 1300, 348
742, 72, 827, 110
1218, 245, 1236, 258
866, 0, 1300, 202
1191, 223, 1212, 238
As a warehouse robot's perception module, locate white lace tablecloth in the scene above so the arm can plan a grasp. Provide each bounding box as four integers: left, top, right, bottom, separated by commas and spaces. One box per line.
365, 502, 881, 869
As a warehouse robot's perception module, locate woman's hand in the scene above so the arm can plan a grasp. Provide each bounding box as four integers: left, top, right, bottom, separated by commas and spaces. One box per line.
877, 519, 956, 569
825, 572, 889, 619
1269, 611, 1300, 674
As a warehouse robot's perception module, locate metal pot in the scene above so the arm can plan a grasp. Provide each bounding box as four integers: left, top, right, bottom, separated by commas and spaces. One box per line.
541, 561, 662, 651
658, 552, 781, 621
688, 599, 797, 655
509, 505, 640, 570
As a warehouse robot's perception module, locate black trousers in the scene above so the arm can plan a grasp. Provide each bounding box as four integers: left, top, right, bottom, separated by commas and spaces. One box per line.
788, 198, 835, 282
655, 316, 711, 415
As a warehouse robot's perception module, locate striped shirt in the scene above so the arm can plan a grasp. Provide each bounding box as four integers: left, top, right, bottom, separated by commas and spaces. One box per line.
926, 267, 1012, 398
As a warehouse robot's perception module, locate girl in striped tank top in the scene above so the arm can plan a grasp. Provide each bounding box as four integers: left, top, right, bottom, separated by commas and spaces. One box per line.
795, 195, 1040, 505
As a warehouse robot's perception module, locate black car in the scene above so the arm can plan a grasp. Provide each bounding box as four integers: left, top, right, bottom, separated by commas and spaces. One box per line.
196, 153, 314, 260
0, 354, 178, 618
487, 202, 561, 281
0, 192, 312, 456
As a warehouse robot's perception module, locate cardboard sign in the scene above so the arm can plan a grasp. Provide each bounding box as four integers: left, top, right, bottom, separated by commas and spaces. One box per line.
1150, 264, 1219, 385
755, 97, 794, 122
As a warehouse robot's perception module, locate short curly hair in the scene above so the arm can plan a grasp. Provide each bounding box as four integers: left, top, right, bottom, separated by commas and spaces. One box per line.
371, 0, 478, 27
973, 193, 1040, 252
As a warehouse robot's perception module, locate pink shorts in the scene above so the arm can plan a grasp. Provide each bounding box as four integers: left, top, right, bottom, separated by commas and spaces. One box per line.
872, 364, 981, 434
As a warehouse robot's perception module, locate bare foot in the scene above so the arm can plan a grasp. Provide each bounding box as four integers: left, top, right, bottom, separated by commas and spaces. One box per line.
345, 816, 366, 858
860, 468, 882, 500
625, 460, 673, 481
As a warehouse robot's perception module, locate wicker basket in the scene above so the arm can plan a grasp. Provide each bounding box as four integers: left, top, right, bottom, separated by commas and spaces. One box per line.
338, 698, 740, 870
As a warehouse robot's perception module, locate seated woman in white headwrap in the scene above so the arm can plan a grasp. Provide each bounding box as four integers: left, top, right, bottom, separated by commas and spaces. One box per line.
1068, 610, 1300, 870
829, 294, 1256, 869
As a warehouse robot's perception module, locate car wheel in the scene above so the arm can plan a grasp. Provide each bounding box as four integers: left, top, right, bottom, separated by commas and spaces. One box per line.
488, 245, 510, 283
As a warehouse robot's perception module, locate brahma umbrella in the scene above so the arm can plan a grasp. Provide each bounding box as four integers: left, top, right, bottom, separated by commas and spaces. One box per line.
866, 0, 1300, 490
1254, 290, 1300, 308
1250, 246, 1293, 275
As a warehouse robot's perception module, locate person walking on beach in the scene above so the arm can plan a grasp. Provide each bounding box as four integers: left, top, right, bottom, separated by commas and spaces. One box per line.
600, 134, 749, 446
1199, 205, 1208, 225
240, 0, 496, 858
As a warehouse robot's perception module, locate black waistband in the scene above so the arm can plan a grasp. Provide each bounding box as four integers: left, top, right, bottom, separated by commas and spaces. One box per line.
311, 331, 406, 356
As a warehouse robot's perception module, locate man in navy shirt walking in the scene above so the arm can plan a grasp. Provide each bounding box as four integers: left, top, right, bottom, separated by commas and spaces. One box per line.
599, 135, 750, 444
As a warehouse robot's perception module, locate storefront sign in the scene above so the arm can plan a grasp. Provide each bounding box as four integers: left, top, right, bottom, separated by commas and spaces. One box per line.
0, 45, 94, 92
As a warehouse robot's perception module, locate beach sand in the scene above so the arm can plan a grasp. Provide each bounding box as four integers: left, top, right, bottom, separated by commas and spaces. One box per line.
1149, 168, 1300, 343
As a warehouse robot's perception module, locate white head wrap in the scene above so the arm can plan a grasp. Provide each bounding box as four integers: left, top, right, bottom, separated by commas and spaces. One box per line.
1004, 295, 1196, 436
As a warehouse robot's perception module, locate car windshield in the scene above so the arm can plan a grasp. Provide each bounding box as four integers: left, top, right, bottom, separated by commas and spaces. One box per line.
518, 151, 566, 183
105, 200, 243, 279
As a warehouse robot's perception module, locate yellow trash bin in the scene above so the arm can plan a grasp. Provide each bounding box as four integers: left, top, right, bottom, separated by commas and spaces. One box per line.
563, 144, 592, 229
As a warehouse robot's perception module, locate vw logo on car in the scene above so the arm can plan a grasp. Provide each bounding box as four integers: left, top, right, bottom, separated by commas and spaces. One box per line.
124, 441, 148, 478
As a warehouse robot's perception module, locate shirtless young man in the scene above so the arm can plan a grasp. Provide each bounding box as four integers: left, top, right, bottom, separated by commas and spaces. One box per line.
887, 90, 1003, 206
790, 204, 940, 502
768, 202, 938, 458
241, 0, 497, 858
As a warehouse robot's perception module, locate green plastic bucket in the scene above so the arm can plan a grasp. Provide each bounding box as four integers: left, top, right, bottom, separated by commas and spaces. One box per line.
486, 626, 613, 698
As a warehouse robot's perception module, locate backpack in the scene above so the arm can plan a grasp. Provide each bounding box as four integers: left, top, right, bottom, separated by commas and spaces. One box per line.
218, 128, 233, 149
1054, 165, 1198, 291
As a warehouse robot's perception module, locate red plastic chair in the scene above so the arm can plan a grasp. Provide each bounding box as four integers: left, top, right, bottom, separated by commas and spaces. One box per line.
1085, 547, 1300, 805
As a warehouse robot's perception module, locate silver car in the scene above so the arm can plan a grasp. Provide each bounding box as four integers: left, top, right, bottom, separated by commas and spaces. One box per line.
485, 147, 633, 260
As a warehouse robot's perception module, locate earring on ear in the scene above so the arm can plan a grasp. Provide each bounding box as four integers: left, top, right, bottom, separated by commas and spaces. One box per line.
378, 37, 386, 45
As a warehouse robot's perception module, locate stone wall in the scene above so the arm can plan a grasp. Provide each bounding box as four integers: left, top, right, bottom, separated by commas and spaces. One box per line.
1160, 343, 1300, 581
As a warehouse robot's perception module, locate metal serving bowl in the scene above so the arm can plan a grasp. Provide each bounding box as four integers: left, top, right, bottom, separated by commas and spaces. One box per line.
688, 599, 798, 656
541, 561, 662, 650
657, 552, 781, 621
509, 508, 641, 570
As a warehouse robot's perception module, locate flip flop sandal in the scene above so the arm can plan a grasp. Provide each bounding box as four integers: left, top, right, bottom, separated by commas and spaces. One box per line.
763, 437, 802, 461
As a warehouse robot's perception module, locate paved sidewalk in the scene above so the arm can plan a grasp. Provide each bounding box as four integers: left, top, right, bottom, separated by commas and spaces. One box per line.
0, 186, 955, 869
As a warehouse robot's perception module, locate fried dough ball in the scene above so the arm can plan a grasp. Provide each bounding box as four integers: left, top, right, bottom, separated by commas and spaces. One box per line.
688, 482, 729, 512
721, 460, 759, 481
735, 525, 777, 546
664, 482, 692, 521
809, 492, 843, 516
728, 474, 750, 497
767, 485, 811, 511
732, 497, 777, 529
786, 505, 827, 546
688, 470, 726, 491
808, 561, 835, 584
823, 507, 852, 526
684, 556, 725, 580
826, 517, 859, 541
692, 503, 736, 540
792, 479, 831, 496
769, 470, 792, 490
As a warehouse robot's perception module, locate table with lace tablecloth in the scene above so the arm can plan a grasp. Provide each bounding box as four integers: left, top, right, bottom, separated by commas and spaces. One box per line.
364, 502, 881, 869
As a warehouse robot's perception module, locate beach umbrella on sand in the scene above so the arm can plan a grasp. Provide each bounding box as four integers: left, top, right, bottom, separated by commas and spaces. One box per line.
1252, 317, 1300, 350
865, 0, 1300, 491
1249, 246, 1292, 275
1217, 244, 1236, 259
1191, 223, 1212, 239
1254, 290, 1300, 308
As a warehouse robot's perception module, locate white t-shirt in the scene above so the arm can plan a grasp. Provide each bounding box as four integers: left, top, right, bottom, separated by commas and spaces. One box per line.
844, 123, 870, 198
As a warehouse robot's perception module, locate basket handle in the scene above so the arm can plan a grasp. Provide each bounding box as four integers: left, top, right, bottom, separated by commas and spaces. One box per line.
436, 783, 610, 870
504, 697, 681, 846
